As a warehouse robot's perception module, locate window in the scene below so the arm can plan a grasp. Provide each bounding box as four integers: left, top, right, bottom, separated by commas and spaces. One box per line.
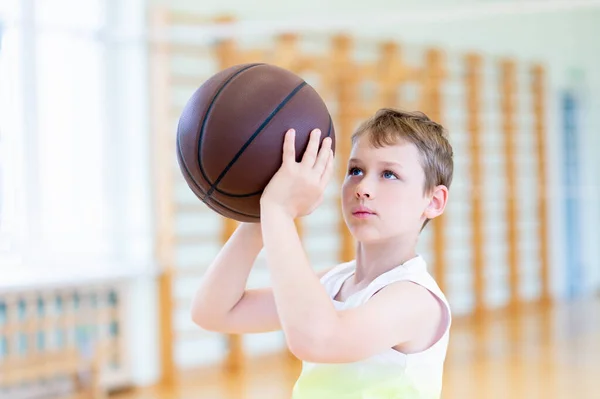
0, 0, 149, 271
0, 1, 22, 265
34, 0, 109, 260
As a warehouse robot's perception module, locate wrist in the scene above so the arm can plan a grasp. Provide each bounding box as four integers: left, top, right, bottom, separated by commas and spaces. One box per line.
234, 221, 263, 245
260, 200, 295, 221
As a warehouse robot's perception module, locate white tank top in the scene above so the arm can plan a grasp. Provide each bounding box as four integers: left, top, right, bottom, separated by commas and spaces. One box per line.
292, 255, 451, 399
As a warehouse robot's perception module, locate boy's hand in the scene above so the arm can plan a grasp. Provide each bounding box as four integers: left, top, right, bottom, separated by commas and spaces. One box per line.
260, 128, 334, 219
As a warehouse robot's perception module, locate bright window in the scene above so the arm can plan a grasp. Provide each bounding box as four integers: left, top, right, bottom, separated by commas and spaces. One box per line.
0, 0, 128, 269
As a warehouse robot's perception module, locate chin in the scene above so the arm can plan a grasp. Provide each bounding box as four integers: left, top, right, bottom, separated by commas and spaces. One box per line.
346, 221, 409, 246
346, 223, 384, 243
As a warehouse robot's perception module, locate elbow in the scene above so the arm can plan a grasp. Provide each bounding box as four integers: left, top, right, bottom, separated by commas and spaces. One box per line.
190, 301, 221, 332
190, 306, 209, 329
189, 288, 229, 332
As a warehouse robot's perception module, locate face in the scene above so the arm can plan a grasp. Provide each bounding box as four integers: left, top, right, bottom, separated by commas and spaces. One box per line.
341, 135, 447, 243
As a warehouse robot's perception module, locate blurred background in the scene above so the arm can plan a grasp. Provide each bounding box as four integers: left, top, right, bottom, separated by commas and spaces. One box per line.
1, 0, 599, 398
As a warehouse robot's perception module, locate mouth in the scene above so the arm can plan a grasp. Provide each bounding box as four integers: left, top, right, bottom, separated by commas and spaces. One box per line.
352, 212, 374, 219
351, 206, 376, 219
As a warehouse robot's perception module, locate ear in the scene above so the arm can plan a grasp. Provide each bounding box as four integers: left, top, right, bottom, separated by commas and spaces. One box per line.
423, 185, 449, 220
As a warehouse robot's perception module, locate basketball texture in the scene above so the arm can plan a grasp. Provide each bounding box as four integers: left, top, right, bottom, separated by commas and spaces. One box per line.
176, 63, 336, 222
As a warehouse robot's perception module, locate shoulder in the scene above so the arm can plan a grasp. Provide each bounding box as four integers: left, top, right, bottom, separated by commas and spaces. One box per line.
365, 258, 451, 348
371, 280, 447, 352
370, 279, 443, 318
375, 255, 450, 312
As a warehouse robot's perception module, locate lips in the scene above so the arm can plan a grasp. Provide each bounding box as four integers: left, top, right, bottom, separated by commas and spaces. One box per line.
351, 205, 376, 217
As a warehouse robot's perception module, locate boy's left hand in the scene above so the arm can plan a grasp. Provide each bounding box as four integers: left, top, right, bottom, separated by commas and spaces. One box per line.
260, 128, 334, 219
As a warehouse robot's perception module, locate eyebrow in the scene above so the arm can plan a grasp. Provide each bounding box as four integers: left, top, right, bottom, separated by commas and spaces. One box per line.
348, 158, 403, 169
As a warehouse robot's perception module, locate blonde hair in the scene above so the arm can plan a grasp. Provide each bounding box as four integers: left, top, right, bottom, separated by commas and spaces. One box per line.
351, 108, 454, 229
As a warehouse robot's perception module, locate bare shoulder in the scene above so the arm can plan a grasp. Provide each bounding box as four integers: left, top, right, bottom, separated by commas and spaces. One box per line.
376, 279, 444, 311
374, 280, 447, 353
366, 280, 444, 334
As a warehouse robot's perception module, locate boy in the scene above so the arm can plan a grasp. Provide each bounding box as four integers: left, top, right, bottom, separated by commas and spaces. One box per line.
191, 108, 454, 398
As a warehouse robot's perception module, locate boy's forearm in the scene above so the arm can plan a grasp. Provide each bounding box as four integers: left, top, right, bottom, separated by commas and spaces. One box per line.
191, 222, 263, 322
260, 206, 339, 350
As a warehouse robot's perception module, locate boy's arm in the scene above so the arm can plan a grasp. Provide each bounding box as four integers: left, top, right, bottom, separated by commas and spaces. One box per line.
190, 222, 334, 334
210, 265, 335, 334
260, 208, 444, 363
190, 222, 268, 333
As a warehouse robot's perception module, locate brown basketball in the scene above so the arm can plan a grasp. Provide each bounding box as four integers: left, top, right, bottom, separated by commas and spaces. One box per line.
176, 63, 336, 222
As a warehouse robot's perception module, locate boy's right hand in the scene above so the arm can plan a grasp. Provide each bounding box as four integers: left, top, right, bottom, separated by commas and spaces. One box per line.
260, 128, 334, 220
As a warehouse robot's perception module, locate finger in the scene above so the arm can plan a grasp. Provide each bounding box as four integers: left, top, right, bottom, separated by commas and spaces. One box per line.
282, 129, 296, 164
313, 136, 332, 174
320, 149, 335, 187
301, 129, 321, 167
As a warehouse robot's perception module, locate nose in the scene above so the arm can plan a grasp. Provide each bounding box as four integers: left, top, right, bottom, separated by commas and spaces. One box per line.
355, 181, 373, 199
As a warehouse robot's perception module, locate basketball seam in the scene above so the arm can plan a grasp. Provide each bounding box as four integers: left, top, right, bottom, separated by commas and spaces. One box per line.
204, 80, 308, 198
326, 113, 333, 139
178, 160, 260, 219
214, 110, 334, 198
175, 64, 264, 219
191, 63, 264, 189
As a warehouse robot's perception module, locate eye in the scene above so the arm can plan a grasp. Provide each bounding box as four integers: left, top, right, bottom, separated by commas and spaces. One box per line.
382, 170, 398, 180
348, 167, 363, 176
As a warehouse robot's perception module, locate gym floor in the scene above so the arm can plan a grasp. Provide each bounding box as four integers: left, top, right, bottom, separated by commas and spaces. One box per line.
113, 295, 600, 399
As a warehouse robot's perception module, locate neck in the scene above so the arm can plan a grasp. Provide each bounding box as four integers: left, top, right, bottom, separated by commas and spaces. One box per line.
354, 234, 418, 283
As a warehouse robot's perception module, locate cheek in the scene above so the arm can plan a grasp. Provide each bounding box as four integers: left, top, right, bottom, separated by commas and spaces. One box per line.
341, 179, 354, 200
380, 186, 421, 218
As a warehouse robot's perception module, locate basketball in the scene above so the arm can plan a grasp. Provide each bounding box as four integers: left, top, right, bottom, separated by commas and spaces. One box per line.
176, 63, 336, 222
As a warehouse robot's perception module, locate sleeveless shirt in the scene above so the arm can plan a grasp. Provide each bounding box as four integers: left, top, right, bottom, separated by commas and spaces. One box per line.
291, 255, 451, 399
